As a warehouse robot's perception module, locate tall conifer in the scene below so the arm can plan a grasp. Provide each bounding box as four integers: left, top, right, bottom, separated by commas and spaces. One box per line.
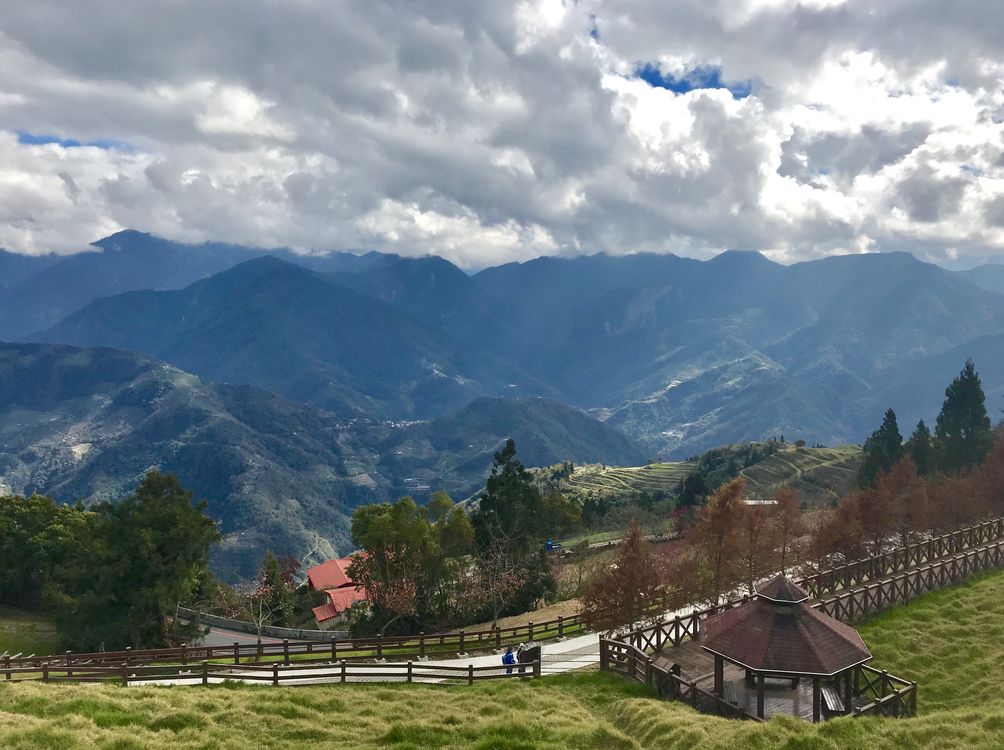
858, 408, 903, 487
935, 359, 993, 473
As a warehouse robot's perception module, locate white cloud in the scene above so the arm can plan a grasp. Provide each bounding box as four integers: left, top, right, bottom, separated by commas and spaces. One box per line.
0, 0, 1003, 267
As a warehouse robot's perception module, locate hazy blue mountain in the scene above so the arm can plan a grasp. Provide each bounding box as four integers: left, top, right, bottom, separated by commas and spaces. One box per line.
0, 231, 390, 340
956, 264, 1004, 296
0, 342, 647, 578
330, 254, 501, 345
32, 256, 550, 418
863, 332, 1004, 434
19, 232, 1004, 458
0, 249, 59, 290
476, 250, 1004, 455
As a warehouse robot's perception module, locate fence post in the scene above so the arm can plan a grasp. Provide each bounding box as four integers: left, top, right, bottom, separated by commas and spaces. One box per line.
458, 631, 466, 655
234, 642, 240, 665
376, 635, 383, 660
201, 660, 208, 686
272, 663, 279, 687
419, 633, 426, 659
599, 639, 608, 671
407, 661, 413, 684
125, 646, 132, 667
120, 662, 128, 687
534, 659, 541, 678
181, 643, 188, 666
330, 637, 337, 663
341, 660, 347, 683
528, 622, 534, 642
65, 652, 73, 680
42, 664, 49, 683
3, 655, 9, 681
283, 639, 290, 665
557, 616, 564, 639
495, 626, 501, 648
468, 664, 474, 685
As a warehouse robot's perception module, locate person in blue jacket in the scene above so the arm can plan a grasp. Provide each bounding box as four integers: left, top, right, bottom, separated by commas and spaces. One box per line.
502, 645, 516, 674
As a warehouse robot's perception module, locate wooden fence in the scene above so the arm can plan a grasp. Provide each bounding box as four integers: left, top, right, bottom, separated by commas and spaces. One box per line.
2, 615, 581, 671
1, 658, 541, 686
795, 517, 1004, 598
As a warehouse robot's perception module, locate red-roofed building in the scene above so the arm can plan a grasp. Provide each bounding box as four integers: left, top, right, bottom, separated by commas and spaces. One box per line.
307, 556, 368, 629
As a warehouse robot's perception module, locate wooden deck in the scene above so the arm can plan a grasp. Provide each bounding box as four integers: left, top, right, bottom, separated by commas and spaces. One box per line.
654, 641, 824, 721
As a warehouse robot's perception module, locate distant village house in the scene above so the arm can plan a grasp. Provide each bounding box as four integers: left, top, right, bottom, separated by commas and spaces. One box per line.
306, 556, 367, 630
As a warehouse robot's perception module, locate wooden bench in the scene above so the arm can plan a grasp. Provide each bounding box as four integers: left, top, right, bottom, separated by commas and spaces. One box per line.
723, 681, 739, 705
821, 684, 845, 715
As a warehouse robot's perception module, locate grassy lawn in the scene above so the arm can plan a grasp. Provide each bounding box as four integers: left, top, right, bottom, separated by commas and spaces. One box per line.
3, 572, 1004, 748
0, 607, 59, 656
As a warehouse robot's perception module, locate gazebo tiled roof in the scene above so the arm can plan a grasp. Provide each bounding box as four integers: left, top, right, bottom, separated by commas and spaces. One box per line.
700, 577, 872, 676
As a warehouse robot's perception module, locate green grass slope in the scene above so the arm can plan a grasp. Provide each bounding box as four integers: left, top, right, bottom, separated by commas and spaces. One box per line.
5, 571, 1004, 748
740, 445, 863, 507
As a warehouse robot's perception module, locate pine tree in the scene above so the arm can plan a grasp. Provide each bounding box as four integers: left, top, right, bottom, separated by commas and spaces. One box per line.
935, 359, 994, 473
904, 420, 934, 476
858, 408, 903, 487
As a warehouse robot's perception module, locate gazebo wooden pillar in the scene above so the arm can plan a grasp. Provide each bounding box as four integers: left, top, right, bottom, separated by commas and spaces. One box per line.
756, 673, 765, 718
812, 676, 821, 722
700, 575, 874, 722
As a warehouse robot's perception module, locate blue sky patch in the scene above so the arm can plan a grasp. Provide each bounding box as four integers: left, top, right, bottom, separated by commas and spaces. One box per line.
16, 131, 130, 150
635, 63, 753, 99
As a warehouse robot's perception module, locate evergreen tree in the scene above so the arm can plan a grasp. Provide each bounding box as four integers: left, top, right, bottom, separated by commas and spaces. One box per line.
61, 472, 220, 649
677, 471, 709, 508
935, 359, 994, 473
904, 420, 934, 476
858, 408, 903, 487
472, 439, 554, 616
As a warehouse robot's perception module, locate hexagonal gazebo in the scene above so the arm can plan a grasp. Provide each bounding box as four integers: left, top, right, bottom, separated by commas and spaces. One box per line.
700, 575, 873, 721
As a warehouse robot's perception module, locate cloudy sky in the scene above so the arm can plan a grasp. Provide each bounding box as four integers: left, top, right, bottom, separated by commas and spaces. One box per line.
2, 0, 1004, 269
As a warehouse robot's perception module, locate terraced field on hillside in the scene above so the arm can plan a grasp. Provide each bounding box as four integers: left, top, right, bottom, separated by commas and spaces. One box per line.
563, 461, 695, 499
740, 445, 862, 507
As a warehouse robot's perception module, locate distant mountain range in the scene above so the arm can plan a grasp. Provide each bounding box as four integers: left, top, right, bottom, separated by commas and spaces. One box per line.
0, 342, 642, 578
34, 256, 550, 418
5, 231, 1004, 573
13, 233, 1004, 455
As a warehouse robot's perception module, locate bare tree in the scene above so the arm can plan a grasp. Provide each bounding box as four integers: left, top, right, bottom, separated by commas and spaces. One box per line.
771, 486, 804, 575
686, 478, 746, 604
581, 521, 666, 634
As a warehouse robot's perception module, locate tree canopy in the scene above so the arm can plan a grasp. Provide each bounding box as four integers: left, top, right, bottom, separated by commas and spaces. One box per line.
935, 359, 994, 473
858, 408, 903, 487
0, 472, 219, 650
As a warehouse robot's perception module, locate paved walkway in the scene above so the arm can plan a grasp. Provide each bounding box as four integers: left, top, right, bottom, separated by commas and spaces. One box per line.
131, 632, 604, 687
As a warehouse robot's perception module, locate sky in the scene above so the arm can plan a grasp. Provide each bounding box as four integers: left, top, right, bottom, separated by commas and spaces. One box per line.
2, 0, 1004, 269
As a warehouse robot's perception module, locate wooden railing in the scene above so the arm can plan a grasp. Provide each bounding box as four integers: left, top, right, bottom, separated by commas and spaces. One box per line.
851, 665, 917, 718
0, 658, 541, 686
600, 638, 761, 721
2, 613, 582, 671
796, 517, 1004, 598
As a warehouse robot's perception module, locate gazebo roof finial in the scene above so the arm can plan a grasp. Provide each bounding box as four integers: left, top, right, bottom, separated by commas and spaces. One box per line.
755, 574, 810, 604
